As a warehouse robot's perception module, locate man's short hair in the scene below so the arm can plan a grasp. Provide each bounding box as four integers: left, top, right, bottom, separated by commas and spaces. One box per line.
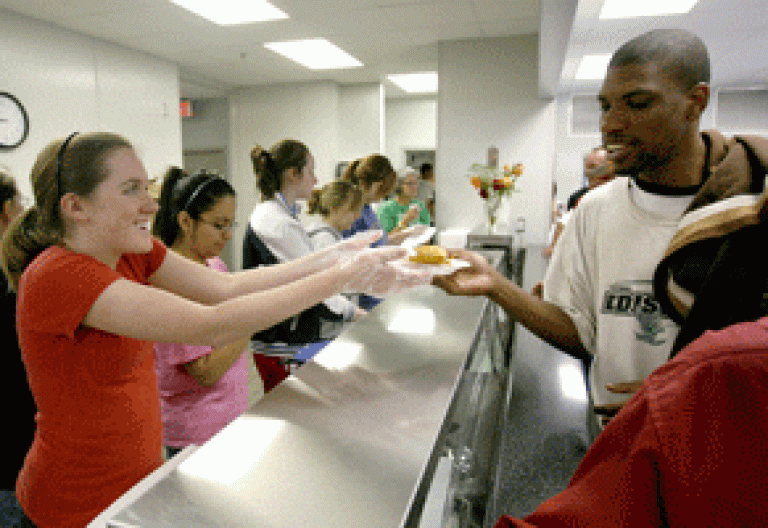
419, 162, 432, 176
609, 28, 710, 91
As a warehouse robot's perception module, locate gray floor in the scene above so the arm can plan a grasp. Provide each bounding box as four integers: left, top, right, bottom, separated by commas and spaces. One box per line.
486, 247, 591, 524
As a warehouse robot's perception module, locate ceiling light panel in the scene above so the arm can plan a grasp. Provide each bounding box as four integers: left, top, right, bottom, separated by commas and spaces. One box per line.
264, 39, 363, 70
599, 0, 699, 19
169, 0, 288, 25
387, 73, 438, 93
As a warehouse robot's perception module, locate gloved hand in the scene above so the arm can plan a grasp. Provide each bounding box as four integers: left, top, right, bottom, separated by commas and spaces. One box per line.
312, 230, 384, 270
339, 246, 432, 295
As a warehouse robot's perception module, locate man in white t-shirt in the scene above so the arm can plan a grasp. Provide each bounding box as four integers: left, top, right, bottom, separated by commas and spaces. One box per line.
434, 28, 768, 436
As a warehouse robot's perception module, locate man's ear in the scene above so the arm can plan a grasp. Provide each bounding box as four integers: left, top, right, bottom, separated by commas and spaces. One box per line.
687, 83, 710, 121
59, 193, 90, 222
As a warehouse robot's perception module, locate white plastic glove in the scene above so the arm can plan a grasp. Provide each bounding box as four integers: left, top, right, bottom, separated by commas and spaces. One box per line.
312, 230, 384, 270
339, 246, 433, 295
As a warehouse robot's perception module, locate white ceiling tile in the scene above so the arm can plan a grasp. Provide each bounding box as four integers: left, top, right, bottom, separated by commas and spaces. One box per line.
480, 16, 539, 36
473, 0, 539, 22
1, 0, 767, 93
380, 1, 477, 30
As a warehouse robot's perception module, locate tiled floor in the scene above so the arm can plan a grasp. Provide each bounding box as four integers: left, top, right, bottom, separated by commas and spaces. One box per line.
485, 245, 591, 524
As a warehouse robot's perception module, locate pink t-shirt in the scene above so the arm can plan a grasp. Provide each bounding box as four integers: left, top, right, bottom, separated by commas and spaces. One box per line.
154, 257, 250, 447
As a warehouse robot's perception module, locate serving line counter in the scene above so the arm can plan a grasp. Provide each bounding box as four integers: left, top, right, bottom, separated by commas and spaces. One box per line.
94, 247, 590, 528
95, 251, 512, 528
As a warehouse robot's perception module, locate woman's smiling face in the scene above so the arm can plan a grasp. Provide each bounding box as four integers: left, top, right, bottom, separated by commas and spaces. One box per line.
79, 147, 158, 262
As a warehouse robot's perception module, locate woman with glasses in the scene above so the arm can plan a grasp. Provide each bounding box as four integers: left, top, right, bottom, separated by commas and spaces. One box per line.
151, 167, 250, 459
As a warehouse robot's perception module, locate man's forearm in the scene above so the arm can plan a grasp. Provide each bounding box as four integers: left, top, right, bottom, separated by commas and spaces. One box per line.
488, 275, 589, 361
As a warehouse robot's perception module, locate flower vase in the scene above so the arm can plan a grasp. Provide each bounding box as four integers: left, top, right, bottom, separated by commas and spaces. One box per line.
484, 195, 503, 234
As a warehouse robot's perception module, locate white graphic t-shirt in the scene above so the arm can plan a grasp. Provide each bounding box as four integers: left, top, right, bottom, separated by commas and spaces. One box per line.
543, 177, 691, 408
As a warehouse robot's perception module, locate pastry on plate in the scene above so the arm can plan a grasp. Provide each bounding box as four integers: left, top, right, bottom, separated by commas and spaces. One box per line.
409, 245, 449, 265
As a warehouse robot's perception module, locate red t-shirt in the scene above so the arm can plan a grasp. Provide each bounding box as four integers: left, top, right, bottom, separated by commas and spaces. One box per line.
16, 239, 167, 528
496, 317, 768, 527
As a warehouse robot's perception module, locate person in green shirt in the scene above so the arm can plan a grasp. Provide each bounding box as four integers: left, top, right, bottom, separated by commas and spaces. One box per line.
376, 169, 431, 236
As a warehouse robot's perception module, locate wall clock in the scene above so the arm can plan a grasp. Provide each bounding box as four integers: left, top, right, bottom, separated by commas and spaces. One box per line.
0, 92, 29, 149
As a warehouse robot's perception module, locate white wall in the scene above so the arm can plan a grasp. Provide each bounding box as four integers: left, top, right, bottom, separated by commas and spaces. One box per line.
338, 84, 384, 163
0, 8, 182, 197
385, 98, 437, 171
228, 81, 385, 269
437, 35, 555, 244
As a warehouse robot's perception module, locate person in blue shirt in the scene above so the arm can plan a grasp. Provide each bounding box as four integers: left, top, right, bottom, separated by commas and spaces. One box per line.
341, 154, 411, 309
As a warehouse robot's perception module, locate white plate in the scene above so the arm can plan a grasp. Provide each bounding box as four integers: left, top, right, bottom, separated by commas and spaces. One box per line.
401, 226, 437, 252
391, 257, 471, 276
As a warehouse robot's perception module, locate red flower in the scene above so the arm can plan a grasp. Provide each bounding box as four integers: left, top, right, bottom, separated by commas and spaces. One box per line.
479, 188, 488, 199
492, 179, 504, 191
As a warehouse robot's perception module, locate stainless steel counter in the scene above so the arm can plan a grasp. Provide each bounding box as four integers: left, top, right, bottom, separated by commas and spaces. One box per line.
102, 259, 502, 528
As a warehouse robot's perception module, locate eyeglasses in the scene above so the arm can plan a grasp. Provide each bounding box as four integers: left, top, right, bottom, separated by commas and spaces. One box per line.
197, 219, 239, 233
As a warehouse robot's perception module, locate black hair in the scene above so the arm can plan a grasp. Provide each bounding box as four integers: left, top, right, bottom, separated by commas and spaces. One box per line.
419, 162, 432, 176
152, 167, 235, 246
609, 28, 710, 91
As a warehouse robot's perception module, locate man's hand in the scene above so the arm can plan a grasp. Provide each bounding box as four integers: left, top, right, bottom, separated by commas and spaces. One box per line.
401, 204, 420, 225
593, 381, 644, 422
431, 249, 499, 297
606, 381, 643, 394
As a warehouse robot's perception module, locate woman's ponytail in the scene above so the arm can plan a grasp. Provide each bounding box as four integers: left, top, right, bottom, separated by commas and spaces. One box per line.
251, 145, 280, 199
1, 207, 60, 291
152, 166, 188, 245
341, 159, 361, 185
307, 189, 324, 215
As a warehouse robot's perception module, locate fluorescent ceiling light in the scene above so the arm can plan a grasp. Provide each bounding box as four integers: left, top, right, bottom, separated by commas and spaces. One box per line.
170, 0, 288, 25
599, 0, 699, 18
575, 54, 612, 80
264, 39, 362, 70
387, 72, 438, 93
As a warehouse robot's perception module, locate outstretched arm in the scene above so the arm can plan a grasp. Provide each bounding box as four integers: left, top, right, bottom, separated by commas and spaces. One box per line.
86, 244, 425, 348
149, 231, 383, 305
433, 249, 588, 360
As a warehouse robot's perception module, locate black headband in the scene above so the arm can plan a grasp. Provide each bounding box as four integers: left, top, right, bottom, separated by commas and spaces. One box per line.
183, 174, 220, 212
56, 132, 79, 201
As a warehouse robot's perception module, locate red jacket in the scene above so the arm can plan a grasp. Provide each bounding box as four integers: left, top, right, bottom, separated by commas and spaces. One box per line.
497, 317, 768, 527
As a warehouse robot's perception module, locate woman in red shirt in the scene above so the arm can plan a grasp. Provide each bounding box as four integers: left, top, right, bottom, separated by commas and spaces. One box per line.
2, 132, 424, 527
